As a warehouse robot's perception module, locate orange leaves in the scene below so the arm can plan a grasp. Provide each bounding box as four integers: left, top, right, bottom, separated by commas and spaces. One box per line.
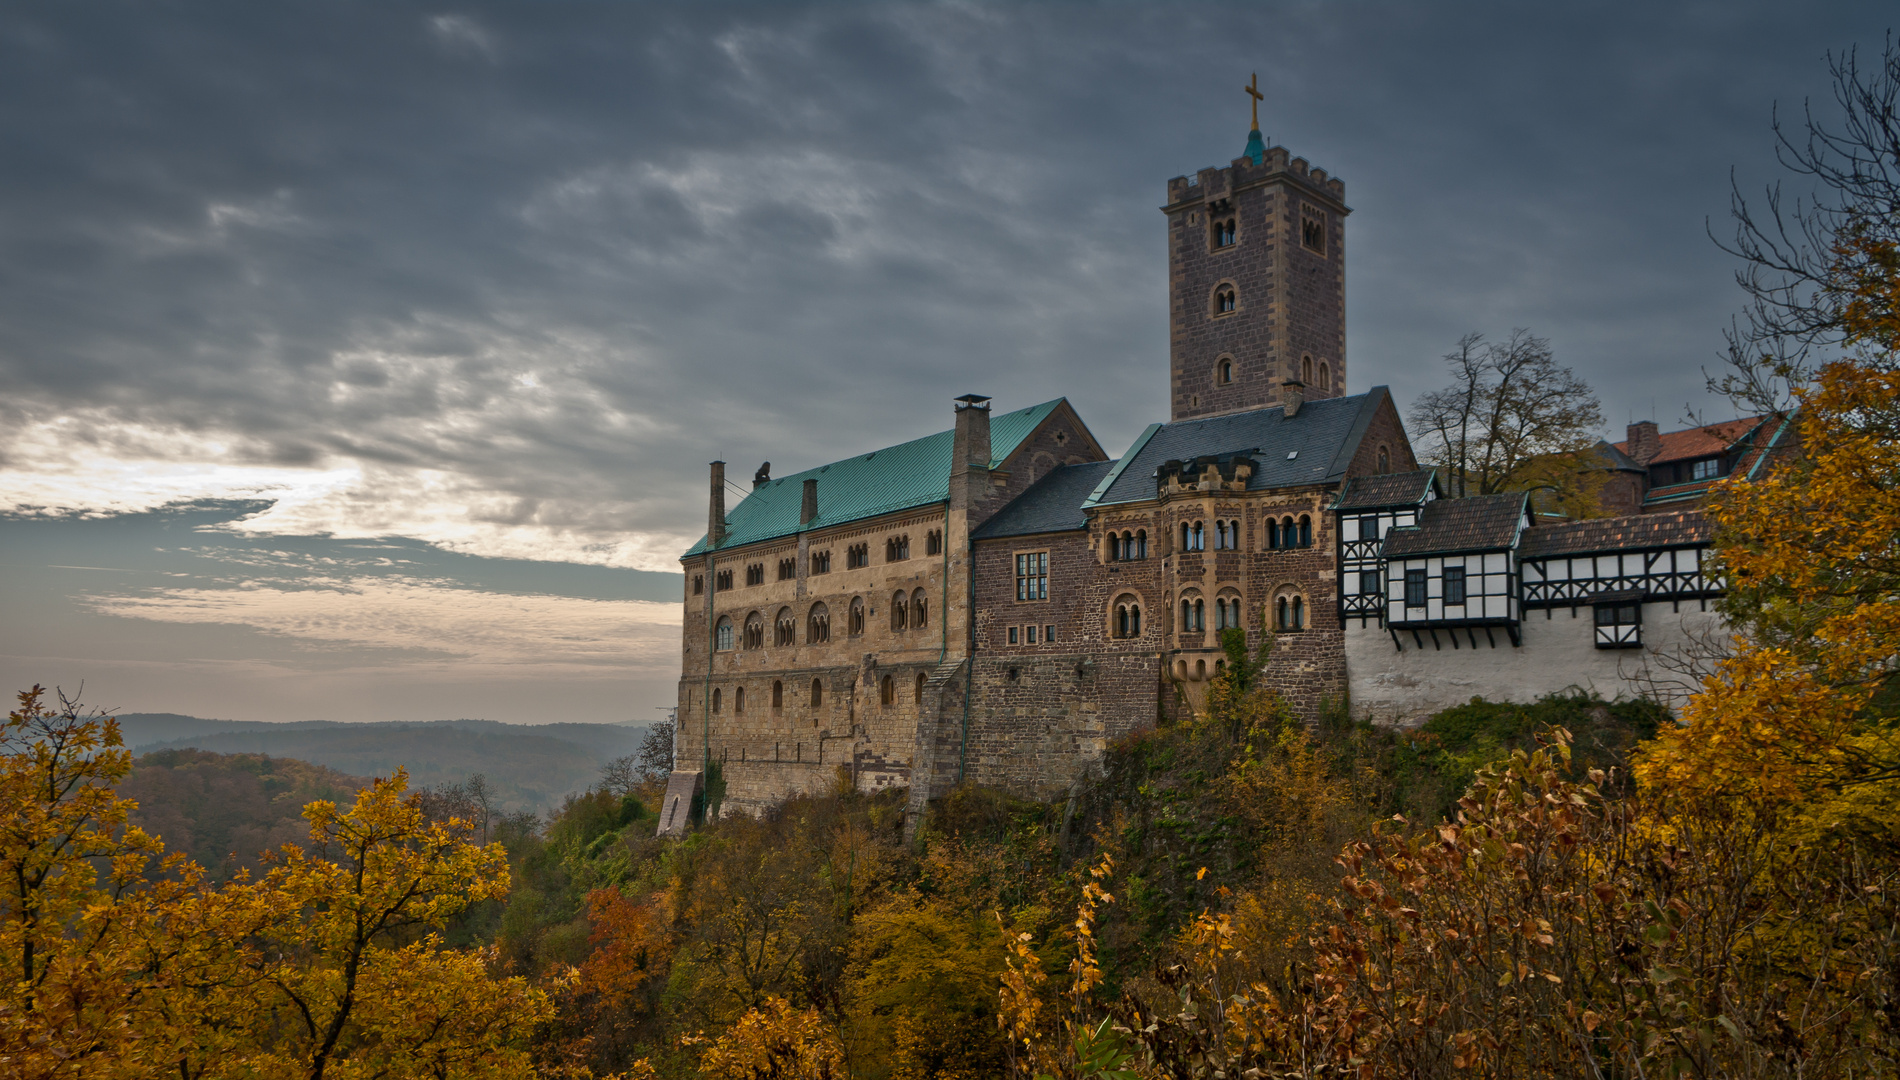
576, 886, 665, 1008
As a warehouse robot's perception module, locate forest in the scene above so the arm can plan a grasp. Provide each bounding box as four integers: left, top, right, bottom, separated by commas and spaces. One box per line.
6, 39, 1900, 1080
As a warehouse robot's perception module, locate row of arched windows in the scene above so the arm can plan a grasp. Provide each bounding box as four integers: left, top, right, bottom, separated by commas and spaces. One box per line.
1298, 355, 1333, 391
1172, 516, 1314, 553
715, 592, 928, 651
1108, 529, 1148, 561
1173, 593, 1307, 635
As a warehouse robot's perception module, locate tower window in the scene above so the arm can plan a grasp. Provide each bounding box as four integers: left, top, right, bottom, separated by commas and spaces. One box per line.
1301, 355, 1314, 383
1212, 217, 1237, 248
1301, 205, 1326, 254
1318, 362, 1331, 391
1218, 359, 1233, 385
1214, 286, 1237, 315
692, 575, 703, 595
810, 678, 823, 707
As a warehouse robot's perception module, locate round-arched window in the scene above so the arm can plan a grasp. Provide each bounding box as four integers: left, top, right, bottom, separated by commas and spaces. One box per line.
1218, 359, 1233, 385
715, 616, 734, 651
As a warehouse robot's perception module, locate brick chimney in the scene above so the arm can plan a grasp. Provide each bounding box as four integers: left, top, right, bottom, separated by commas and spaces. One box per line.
800, 477, 818, 525
1281, 379, 1305, 418
948, 394, 993, 516
708, 461, 727, 546
1626, 421, 1661, 467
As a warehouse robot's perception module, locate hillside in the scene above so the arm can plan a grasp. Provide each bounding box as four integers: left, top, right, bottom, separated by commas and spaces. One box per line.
120, 749, 368, 881
114, 714, 651, 813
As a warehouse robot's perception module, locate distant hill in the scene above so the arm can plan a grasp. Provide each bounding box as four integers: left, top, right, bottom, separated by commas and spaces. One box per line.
112, 714, 652, 814
121, 749, 367, 881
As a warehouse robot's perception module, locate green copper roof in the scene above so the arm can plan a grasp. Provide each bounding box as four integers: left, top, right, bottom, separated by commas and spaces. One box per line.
683, 399, 1066, 558
1243, 127, 1266, 166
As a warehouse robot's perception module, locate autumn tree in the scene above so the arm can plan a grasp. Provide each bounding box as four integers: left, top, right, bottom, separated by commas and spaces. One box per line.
1407, 329, 1607, 514
0, 685, 552, 1080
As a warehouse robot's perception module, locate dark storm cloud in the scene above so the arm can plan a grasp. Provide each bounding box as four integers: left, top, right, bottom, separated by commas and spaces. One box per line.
0, 2, 1889, 563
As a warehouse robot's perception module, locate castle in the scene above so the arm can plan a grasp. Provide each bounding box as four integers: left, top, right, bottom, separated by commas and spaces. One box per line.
656, 107, 1785, 835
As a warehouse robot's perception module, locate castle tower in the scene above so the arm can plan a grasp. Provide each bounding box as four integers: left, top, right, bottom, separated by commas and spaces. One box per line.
1162, 77, 1350, 421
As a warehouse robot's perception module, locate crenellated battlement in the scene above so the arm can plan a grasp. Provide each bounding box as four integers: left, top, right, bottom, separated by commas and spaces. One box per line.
1165, 144, 1347, 209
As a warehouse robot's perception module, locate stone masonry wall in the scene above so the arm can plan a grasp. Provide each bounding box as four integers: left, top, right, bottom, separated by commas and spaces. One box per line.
1166, 146, 1349, 422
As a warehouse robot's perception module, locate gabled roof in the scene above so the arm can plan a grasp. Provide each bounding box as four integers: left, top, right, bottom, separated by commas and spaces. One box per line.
1518, 509, 1712, 559
973, 460, 1118, 540
1085, 389, 1394, 507
1383, 492, 1528, 558
683, 399, 1066, 557
1334, 469, 1437, 511
1613, 417, 1764, 465
1594, 439, 1643, 472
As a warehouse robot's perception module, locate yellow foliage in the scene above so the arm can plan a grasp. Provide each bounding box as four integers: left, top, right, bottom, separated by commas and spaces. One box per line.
0, 686, 551, 1080
693, 997, 845, 1080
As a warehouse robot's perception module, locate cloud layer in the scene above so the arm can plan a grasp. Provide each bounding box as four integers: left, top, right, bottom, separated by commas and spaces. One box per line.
4, 3, 1886, 572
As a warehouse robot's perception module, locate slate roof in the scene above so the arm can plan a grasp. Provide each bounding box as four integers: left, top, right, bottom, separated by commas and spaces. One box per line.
1594, 439, 1643, 472
973, 460, 1118, 540
1085, 389, 1394, 507
684, 399, 1066, 557
1518, 509, 1712, 559
1334, 469, 1437, 511
1382, 492, 1528, 557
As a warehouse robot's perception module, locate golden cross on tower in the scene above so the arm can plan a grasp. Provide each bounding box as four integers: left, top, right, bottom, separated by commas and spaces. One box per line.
1244, 72, 1263, 131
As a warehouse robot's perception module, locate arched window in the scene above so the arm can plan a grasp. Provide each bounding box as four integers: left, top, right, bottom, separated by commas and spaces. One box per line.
1180, 522, 1190, 551
712, 688, 722, 713
1301, 355, 1313, 383
1107, 533, 1119, 562
912, 591, 927, 629
1218, 359, 1233, 385
880, 675, 894, 707
1292, 596, 1305, 631
743, 612, 765, 650
1181, 598, 1191, 630
1192, 522, 1205, 550
772, 680, 783, 711
1276, 597, 1290, 631
1318, 361, 1331, 390
1267, 520, 1279, 549
1135, 530, 1147, 559
1216, 286, 1236, 314
808, 602, 830, 643
735, 687, 746, 714
915, 671, 927, 704
1194, 598, 1205, 630
715, 616, 734, 651
848, 597, 865, 636
1299, 515, 1312, 548
810, 679, 823, 707
775, 606, 795, 647
1377, 445, 1390, 473
891, 590, 908, 632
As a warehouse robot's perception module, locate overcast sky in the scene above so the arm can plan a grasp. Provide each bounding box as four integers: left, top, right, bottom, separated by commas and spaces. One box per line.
0, 1, 1888, 724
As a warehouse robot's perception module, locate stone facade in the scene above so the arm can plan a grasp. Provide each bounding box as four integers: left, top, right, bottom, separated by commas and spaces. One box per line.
1165, 145, 1349, 422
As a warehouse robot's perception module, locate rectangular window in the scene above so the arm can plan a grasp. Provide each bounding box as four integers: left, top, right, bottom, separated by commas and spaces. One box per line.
1015, 552, 1048, 601
1692, 457, 1721, 480
1359, 570, 1380, 596
1026, 625, 1038, 644
1404, 568, 1427, 608
1444, 566, 1466, 606
1007, 626, 1018, 645
1045, 625, 1056, 643
1359, 515, 1379, 543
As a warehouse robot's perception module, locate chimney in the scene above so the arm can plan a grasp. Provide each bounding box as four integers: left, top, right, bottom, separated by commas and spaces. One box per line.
708, 461, 727, 547
800, 477, 818, 525
1281, 379, 1306, 418
1626, 421, 1661, 467
949, 394, 993, 515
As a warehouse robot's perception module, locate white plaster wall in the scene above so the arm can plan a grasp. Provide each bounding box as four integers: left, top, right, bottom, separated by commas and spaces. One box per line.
1346, 601, 1726, 725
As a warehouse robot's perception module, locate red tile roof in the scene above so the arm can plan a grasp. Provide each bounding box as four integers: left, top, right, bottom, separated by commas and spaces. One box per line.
1613, 417, 1763, 465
